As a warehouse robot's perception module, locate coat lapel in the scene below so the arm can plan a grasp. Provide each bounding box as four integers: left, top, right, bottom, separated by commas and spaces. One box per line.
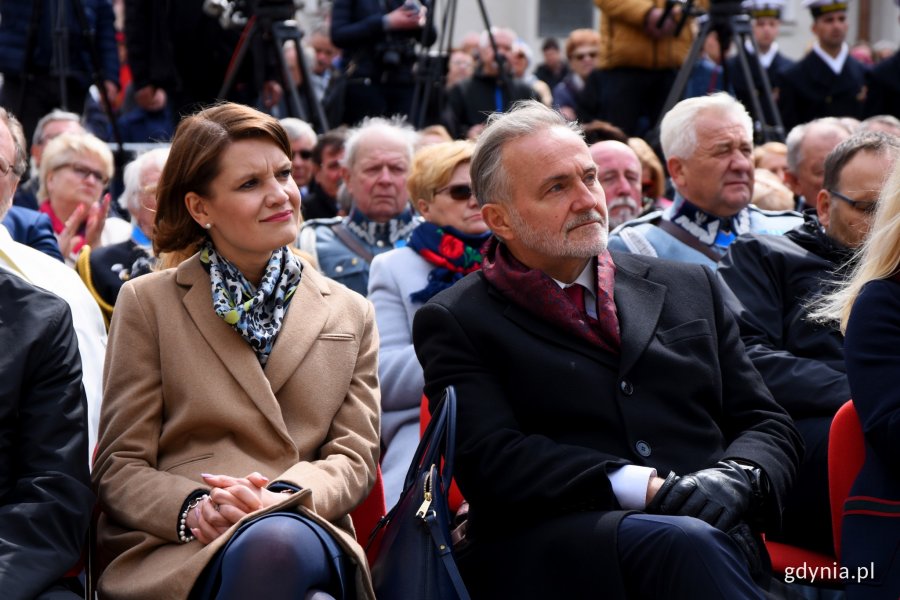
265, 264, 331, 395
611, 253, 665, 375
176, 256, 294, 446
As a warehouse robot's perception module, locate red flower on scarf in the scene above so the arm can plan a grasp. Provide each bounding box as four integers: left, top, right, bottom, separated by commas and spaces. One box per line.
438, 234, 465, 259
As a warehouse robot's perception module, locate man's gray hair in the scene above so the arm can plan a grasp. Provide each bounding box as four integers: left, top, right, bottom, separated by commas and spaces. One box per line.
32, 109, 82, 146
785, 117, 849, 171
660, 93, 753, 161
118, 147, 170, 216
471, 99, 581, 207
342, 116, 417, 171
279, 117, 317, 146
0, 107, 28, 179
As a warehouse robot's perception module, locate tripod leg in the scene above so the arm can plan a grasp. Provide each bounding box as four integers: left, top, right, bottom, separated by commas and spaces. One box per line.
219, 18, 259, 100
655, 19, 713, 131
270, 25, 308, 121
737, 29, 785, 142
274, 23, 330, 132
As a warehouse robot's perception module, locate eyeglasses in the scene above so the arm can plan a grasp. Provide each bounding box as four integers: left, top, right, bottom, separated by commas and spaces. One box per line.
435, 184, 474, 201
828, 189, 877, 214
573, 51, 598, 61
293, 149, 313, 160
59, 162, 109, 185
0, 154, 15, 177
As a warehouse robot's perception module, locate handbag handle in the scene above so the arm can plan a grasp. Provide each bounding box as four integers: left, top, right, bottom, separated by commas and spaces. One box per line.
403, 386, 457, 497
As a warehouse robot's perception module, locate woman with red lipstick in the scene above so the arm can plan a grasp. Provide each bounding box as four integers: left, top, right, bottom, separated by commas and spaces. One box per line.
92, 103, 380, 600
367, 140, 490, 507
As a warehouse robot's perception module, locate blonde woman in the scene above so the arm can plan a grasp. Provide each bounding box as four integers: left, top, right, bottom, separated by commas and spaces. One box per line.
814, 161, 900, 599
38, 132, 130, 260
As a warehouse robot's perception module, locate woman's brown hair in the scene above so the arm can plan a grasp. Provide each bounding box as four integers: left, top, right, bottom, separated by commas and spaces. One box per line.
153, 102, 291, 259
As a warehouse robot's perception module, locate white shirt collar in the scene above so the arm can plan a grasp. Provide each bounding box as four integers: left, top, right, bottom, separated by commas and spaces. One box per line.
812, 41, 849, 74
743, 41, 779, 69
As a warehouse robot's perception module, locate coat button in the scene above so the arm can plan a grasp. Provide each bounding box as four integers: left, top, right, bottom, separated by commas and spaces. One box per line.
335, 265, 344, 273
635, 441, 651, 457
620, 379, 634, 396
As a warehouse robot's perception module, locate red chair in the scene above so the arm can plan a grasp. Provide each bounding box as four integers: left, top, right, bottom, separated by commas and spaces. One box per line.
350, 464, 387, 566
420, 394, 465, 513
766, 399, 866, 584
827, 400, 865, 560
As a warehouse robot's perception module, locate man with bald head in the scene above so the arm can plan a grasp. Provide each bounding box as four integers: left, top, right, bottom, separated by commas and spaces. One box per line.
784, 117, 852, 211
590, 140, 644, 229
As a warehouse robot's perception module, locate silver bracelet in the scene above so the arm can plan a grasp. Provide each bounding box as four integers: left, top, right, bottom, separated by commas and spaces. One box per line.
178, 496, 205, 543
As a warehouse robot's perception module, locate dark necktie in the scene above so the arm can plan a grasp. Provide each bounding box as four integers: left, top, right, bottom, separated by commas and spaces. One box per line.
565, 284, 591, 321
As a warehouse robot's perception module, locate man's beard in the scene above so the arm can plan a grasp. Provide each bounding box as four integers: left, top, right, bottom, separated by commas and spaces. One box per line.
506, 204, 608, 258
606, 195, 642, 229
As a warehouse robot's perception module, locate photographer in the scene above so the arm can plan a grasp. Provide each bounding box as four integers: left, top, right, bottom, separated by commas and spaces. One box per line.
330, 0, 436, 126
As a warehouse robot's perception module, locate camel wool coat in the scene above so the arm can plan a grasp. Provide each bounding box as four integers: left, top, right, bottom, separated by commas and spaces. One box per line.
92, 253, 381, 600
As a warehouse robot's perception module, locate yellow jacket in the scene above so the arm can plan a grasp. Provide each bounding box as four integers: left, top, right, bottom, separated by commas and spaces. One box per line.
595, 0, 706, 70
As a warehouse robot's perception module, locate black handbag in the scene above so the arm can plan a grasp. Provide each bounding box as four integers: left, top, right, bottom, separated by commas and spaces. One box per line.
368, 386, 470, 600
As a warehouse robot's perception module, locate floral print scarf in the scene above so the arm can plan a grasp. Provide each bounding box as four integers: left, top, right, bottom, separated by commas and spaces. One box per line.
407, 222, 491, 304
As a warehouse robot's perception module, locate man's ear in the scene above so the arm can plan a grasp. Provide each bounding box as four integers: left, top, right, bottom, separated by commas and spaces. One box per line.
783, 170, 802, 196
482, 202, 513, 241
185, 192, 210, 227
816, 188, 831, 229
667, 156, 686, 191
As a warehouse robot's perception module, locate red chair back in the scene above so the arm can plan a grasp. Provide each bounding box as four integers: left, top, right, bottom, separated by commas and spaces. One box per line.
827, 399, 865, 559
420, 395, 465, 513
350, 463, 387, 566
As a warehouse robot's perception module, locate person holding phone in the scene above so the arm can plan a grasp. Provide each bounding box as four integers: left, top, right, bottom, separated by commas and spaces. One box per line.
330, 0, 436, 125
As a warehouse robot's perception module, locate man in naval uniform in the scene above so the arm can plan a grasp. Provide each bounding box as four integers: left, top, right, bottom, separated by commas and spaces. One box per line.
778, 0, 869, 131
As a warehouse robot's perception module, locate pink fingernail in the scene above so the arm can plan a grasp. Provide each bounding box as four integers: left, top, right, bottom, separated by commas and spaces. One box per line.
201, 473, 213, 477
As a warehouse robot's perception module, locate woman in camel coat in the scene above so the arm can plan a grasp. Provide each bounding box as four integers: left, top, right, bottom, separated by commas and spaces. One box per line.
92, 103, 380, 600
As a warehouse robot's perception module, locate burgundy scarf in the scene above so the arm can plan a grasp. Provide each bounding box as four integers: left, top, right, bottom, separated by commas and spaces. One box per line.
481, 237, 621, 354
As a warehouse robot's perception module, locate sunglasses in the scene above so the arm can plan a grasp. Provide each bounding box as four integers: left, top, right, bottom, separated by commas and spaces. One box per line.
435, 184, 474, 201
828, 189, 877, 214
293, 149, 313, 160
573, 51, 598, 61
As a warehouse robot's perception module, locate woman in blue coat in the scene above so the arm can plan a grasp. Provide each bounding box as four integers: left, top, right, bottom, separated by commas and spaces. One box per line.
817, 158, 900, 598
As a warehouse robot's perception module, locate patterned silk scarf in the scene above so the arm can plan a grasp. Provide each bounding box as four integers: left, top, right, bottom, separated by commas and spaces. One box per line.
200, 242, 303, 367
407, 222, 491, 304
481, 237, 621, 354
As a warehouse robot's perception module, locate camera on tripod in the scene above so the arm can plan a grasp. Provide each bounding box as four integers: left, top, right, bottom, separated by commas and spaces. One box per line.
202, 0, 302, 30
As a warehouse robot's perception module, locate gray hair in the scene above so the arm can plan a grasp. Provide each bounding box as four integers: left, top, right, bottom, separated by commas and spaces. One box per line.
822, 131, 900, 193
785, 117, 850, 171
32, 109, 83, 146
660, 92, 753, 161
479, 27, 516, 48
0, 107, 28, 179
471, 99, 581, 207
342, 116, 417, 171
279, 117, 317, 146
118, 147, 170, 216
858, 114, 900, 136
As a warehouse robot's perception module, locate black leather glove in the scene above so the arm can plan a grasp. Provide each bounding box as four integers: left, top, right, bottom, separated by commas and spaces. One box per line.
645, 460, 754, 532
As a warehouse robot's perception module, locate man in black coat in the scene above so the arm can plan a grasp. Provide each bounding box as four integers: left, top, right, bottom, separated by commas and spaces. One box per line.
0, 270, 94, 599
778, 0, 868, 131
441, 28, 536, 140
413, 100, 801, 599
718, 131, 900, 555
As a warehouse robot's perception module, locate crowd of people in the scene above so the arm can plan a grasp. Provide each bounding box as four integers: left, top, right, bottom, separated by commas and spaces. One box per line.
2, 0, 900, 599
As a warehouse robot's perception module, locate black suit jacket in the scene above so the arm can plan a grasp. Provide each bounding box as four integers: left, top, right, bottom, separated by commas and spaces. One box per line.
864, 52, 900, 119
778, 51, 868, 131
413, 251, 801, 597
0, 272, 93, 599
